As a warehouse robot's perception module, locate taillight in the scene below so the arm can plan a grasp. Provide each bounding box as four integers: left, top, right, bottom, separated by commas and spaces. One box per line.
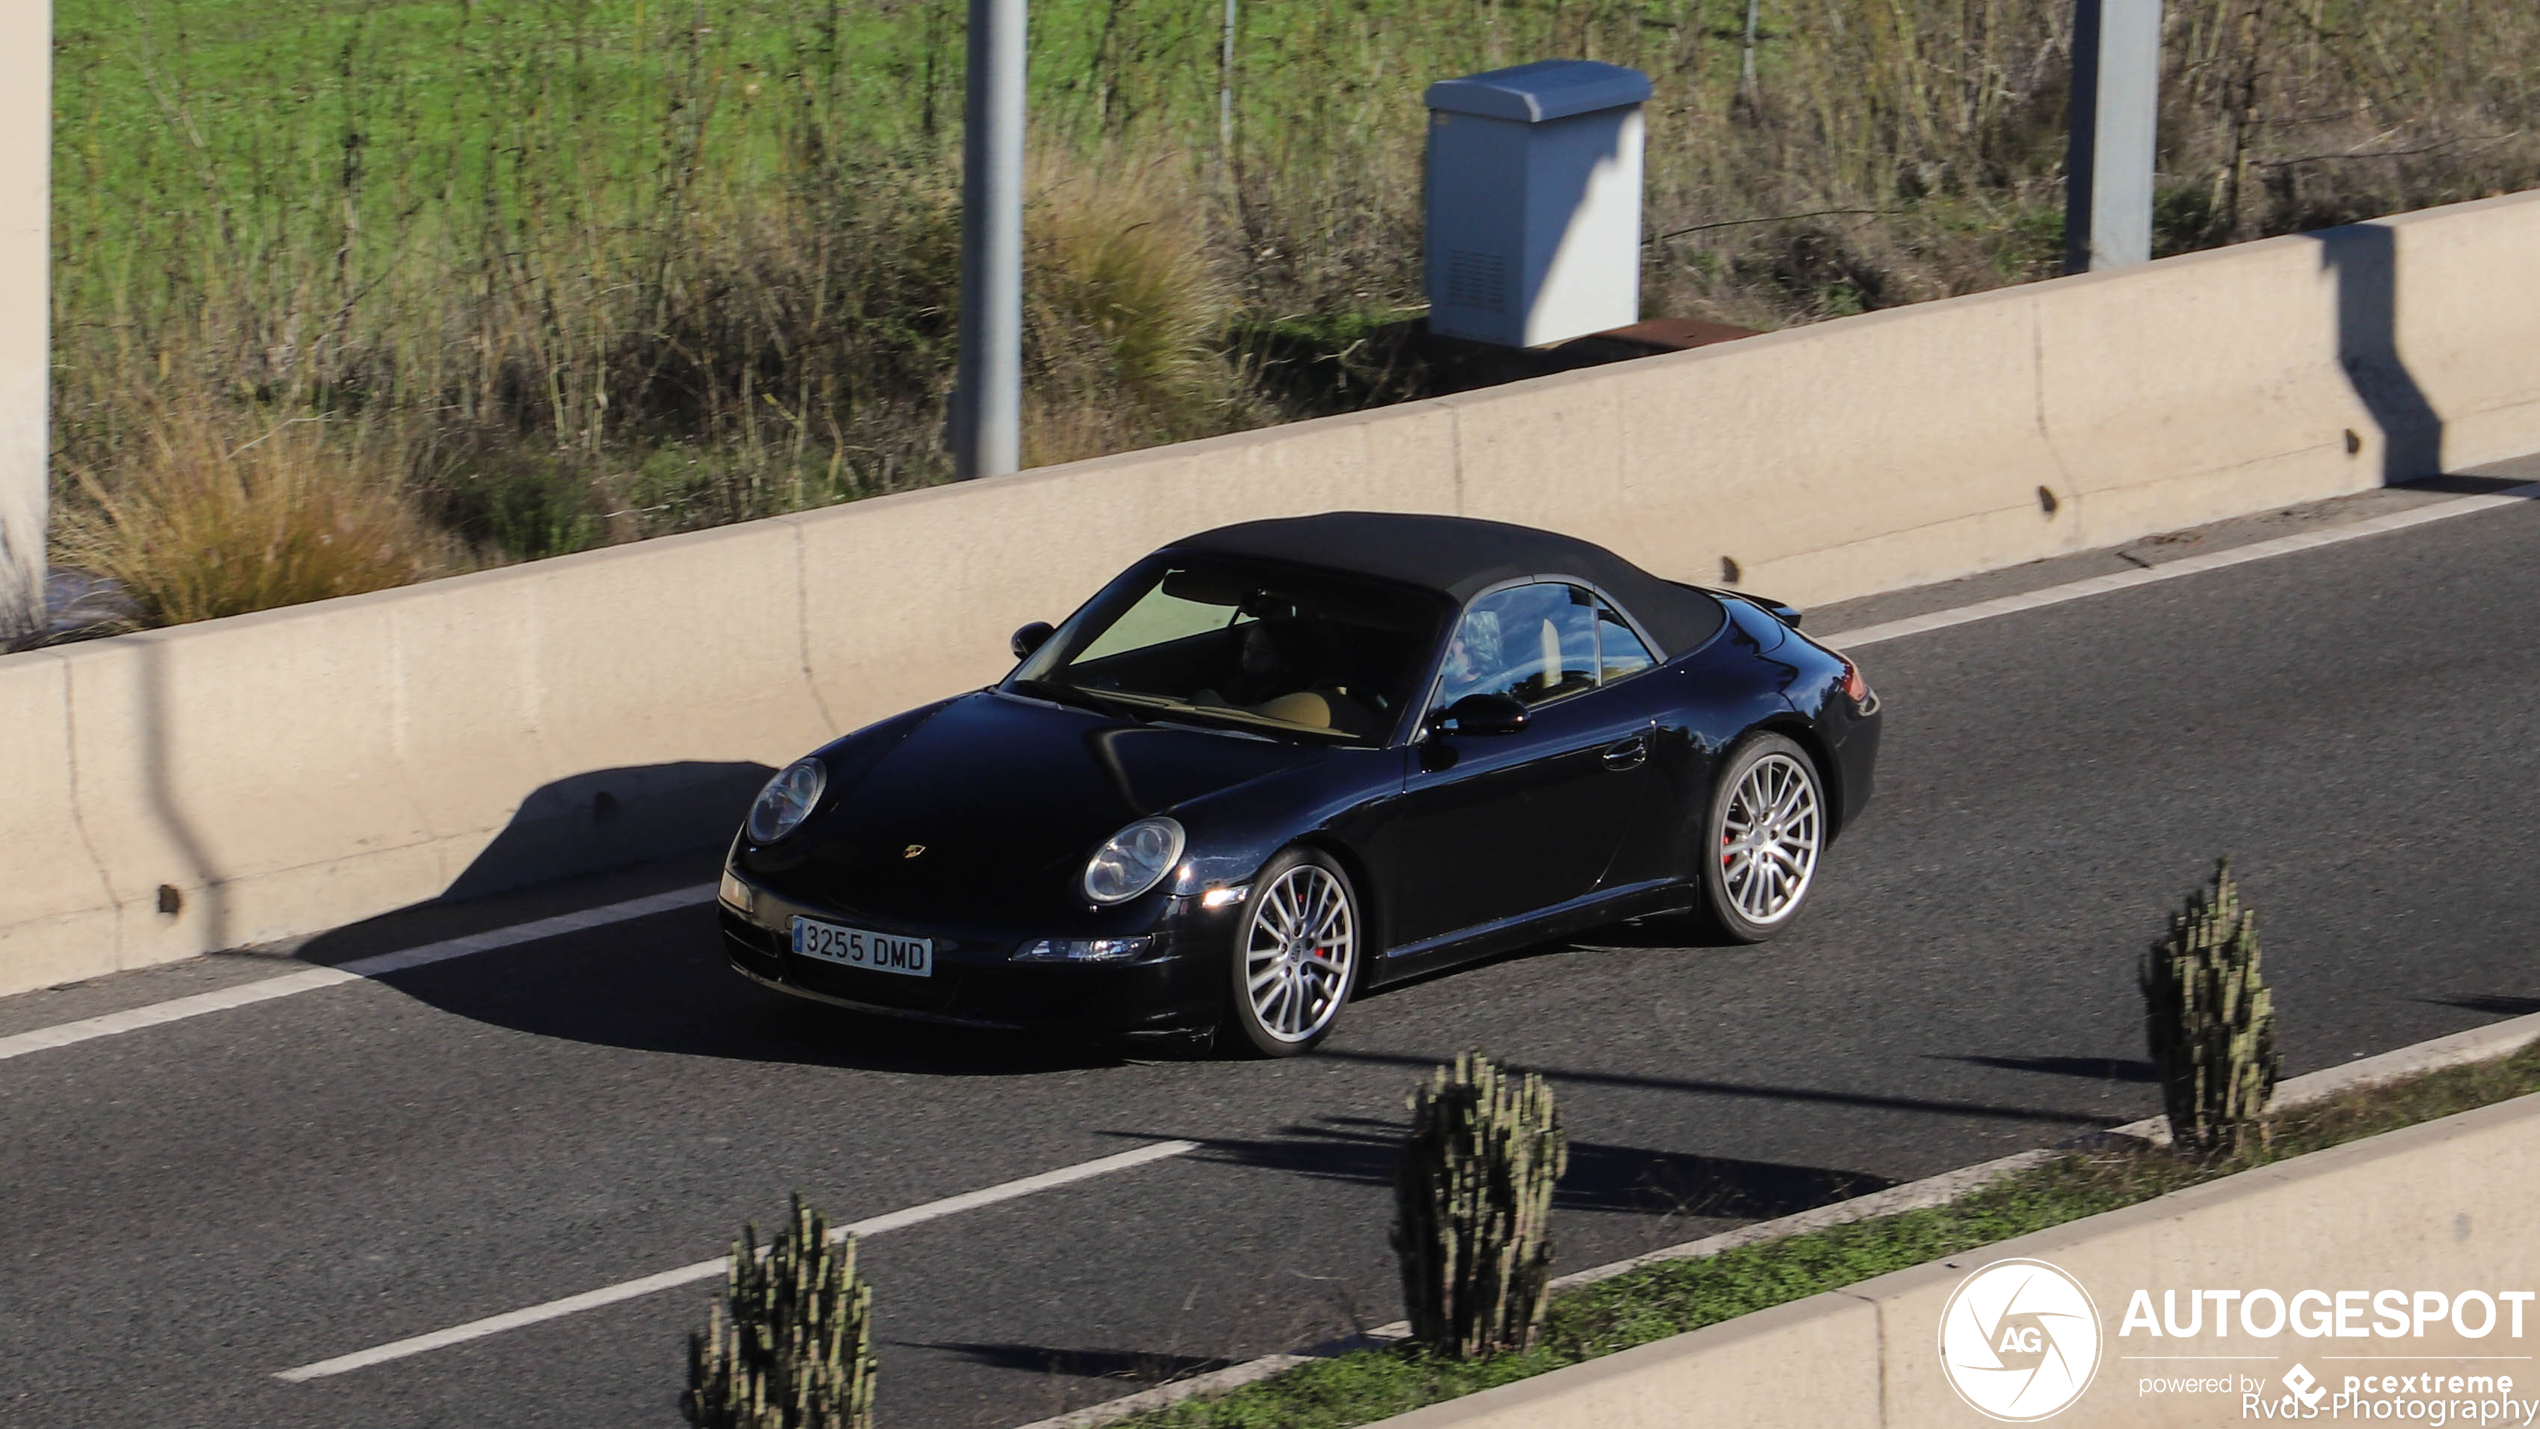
1841, 658, 1873, 706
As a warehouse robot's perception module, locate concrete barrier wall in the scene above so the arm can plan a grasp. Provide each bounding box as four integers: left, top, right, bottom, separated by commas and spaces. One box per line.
1365, 1089, 2540, 1429
5, 190, 2538, 996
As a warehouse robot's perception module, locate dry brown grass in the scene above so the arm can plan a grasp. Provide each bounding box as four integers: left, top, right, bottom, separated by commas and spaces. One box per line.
55, 403, 451, 628
1023, 150, 1252, 467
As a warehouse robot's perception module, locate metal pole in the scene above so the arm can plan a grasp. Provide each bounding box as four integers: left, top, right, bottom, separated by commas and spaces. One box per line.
951, 0, 1024, 479
1219, 0, 1237, 163
2064, 0, 2162, 273
0, 1, 50, 644
1739, 0, 1761, 99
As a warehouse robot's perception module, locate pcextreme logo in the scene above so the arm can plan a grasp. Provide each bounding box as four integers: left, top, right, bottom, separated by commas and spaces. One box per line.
1940, 1258, 2106, 1422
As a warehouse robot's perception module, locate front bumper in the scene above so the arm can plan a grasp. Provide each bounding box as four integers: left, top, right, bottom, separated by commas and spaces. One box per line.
717, 871, 1232, 1035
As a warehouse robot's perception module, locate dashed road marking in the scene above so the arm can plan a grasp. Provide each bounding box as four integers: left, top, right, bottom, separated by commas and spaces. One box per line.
0, 884, 717, 1064
1819, 482, 2540, 649
274, 1139, 1203, 1382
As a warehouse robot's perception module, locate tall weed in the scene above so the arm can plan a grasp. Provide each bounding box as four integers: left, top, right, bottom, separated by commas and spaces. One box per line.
1024, 150, 1249, 467
55, 403, 448, 627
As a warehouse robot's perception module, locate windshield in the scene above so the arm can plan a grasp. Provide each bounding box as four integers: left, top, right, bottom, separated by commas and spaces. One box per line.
1007, 554, 1452, 744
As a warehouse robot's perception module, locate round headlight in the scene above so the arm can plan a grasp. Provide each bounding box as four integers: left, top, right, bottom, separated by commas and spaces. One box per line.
747, 758, 827, 844
1083, 817, 1186, 904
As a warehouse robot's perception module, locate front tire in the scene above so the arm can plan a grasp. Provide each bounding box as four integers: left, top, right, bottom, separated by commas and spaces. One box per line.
1226, 847, 1362, 1057
1697, 733, 1826, 943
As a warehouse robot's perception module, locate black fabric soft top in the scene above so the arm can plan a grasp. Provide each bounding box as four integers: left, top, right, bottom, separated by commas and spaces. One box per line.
1169, 512, 1727, 658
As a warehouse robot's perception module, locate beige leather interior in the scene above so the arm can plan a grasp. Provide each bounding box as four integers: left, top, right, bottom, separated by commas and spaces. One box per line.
1539, 618, 1560, 693
1252, 691, 1333, 728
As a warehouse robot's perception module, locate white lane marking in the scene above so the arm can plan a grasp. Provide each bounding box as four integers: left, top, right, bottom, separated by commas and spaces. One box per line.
1818, 481, 2540, 649
0, 884, 718, 1064
274, 1139, 1203, 1382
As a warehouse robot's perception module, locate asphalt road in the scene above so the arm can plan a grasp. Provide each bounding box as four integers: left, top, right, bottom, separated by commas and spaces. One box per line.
7, 469, 2540, 1429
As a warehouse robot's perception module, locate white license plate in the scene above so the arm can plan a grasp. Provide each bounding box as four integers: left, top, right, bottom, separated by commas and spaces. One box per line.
790, 916, 934, 978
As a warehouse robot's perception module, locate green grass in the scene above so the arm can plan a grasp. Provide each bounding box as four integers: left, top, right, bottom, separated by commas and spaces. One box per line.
47, 0, 2540, 623
1106, 1043, 2540, 1428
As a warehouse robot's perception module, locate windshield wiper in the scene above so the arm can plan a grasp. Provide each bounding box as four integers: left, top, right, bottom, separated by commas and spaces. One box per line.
1011, 678, 1148, 722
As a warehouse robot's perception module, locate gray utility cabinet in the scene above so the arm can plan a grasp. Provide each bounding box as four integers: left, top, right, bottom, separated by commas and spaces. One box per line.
1424, 60, 1650, 348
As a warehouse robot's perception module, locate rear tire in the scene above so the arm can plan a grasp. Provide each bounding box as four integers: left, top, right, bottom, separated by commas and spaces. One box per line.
1696, 733, 1825, 943
1225, 847, 1362, 1057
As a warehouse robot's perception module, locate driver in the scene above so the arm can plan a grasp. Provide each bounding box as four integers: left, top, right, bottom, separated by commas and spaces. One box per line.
1199, 618, 1318, 708
1194, 618, 1385, 733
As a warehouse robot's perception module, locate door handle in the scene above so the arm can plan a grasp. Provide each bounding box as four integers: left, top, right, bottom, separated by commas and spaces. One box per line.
1601, 734, 1648, 770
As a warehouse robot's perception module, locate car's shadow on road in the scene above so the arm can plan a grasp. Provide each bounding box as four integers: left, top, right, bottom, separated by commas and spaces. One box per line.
285, 752, 1748, 1075
1560, 910, 1745, 951
318, 912, 1130, 1077
309, 863, 1720, 1080
1326, 910, 1739, 1010
351, 919, 1687, 1079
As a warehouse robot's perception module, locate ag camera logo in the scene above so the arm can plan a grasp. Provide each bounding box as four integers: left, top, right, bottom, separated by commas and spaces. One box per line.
1941, 1258, 2104, 1421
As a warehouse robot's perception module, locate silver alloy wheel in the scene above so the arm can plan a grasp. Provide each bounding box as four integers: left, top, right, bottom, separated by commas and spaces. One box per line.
1242, 863, 1357, 1044
1718, 751, 1822, 926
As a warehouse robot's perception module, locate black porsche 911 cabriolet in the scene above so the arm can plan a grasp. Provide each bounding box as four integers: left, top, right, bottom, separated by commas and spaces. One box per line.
717, 512, 1881, 1055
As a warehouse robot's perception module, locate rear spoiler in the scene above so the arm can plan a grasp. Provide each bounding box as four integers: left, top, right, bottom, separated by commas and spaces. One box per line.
1669, 580, 1802, 629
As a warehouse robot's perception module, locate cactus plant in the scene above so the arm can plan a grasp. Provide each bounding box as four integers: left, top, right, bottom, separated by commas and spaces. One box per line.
2141, 856, 2281, 1155
1390, 1052, 1569, 1358
684, 1193, 877, 1429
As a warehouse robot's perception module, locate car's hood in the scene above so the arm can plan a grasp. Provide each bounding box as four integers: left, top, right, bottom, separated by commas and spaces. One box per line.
789, 689, 1334, 911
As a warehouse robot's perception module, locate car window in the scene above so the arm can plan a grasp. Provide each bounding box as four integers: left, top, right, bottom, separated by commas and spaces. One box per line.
1078, 586, 1240, 662
1435, 583, 1601, 710
1597, 599, 1656, 683
1008, 556, 1450, 743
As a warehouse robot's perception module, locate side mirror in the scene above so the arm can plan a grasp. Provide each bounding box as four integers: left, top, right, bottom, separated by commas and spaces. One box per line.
1429, 691, 1528, 737
1011, 621, 1056, 660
